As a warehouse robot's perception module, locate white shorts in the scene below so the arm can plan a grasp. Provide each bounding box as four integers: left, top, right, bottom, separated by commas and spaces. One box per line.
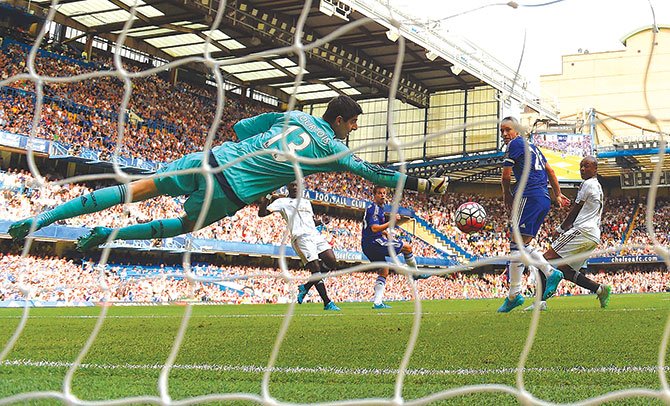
291, 232, 331, 264
551, 228, 598, 271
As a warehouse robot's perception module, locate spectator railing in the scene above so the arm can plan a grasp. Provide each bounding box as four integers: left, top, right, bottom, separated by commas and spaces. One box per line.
412, 215, 475, 262
1, 37, 96, 70
621, 201, 640, 246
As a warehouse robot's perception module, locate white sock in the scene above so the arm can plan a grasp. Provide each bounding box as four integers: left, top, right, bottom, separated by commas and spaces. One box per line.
527, 265, 541, 295
373, 276, 386, 305
596, 285, 603, 295
508, 261, 524, 299
404, 253, 417, 270
527, 247, 553, 277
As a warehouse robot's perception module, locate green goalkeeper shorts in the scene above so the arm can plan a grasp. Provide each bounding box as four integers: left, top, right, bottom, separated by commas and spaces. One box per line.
153, 151, 244, 226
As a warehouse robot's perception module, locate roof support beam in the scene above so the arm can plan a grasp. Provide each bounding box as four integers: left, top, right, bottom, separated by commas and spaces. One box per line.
179, 0, 429, 107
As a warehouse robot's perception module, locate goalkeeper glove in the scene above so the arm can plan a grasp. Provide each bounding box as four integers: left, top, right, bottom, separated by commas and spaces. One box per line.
418, 176, 449, 194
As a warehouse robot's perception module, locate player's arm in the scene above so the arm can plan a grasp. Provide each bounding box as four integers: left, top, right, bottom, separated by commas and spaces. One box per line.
559, 201, 584, 232
257, 194, 280, 217
336, 146, 447, 194
371, 213, 406, 233
233, 112, 284, 141
546, 162, 570, 207
501, 166, 514, 211
559, 180, 592, 232
501, 140, 519, 211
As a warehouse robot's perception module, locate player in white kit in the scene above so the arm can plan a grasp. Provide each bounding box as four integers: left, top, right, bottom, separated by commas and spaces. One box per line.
258, 182, 340, 311
527, 156, 612, 310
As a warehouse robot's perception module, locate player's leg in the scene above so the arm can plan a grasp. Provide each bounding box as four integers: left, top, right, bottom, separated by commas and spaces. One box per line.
9, 178, 160, 242
523, 266, 548, 311
561, 265, 612, 309
76, 215, 196, 251
504, 197, 529, 300
300, 260, 325, 302
526, 198, 563, 301
77, 181, 244, 251
372, 267, 391, 309
316, 248, 340, 310
558, 266, 610, 307
497, 235, 530, 312
499, 196, 550, 312
400, 242, 430, 280
376, 239, 404, 308
302, 256, 339, 311
526, 246, 563, 300
551, 235, 610, 307
291, 237, 312, 304
292, 235, 338, 309
364, 238, 399, 309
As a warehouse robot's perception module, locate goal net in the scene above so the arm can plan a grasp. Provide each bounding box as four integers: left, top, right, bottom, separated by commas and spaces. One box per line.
1, 0, 669, 404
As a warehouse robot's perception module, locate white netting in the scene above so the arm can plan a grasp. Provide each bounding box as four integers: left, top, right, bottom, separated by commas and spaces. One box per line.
0, 0, 669, 404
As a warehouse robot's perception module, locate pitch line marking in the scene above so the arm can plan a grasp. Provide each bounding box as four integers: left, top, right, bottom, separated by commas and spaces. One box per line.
2, 359, 669, 377
0, 306, 665, 320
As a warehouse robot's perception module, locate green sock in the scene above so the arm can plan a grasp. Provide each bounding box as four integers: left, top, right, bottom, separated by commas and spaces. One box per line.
116, 218, 187, 240
36, 185, 128, 228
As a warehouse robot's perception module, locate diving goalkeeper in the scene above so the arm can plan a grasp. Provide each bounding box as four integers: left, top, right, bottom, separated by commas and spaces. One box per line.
10, 95, 449, 251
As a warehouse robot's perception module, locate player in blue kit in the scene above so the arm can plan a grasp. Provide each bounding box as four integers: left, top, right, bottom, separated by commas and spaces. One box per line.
9, 95, 449, 250
498, 116, 570, 313
362, 185, 432, 309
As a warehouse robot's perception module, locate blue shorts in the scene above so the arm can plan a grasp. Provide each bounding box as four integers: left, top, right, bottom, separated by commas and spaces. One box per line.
362, 237, 403, 262
509, 195, 551, 238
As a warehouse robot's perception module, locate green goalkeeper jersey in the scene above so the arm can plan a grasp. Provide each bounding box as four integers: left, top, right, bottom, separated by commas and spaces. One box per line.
214, 110, 405, 203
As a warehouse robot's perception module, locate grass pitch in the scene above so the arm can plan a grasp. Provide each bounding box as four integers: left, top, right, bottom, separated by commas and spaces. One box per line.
0, 293, 669, 405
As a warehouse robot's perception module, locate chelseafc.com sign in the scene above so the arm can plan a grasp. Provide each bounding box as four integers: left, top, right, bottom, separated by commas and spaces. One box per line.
589, 255, 662, 264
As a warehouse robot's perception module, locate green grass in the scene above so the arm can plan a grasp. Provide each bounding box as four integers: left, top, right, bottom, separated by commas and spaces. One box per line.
0, 294, 669, 405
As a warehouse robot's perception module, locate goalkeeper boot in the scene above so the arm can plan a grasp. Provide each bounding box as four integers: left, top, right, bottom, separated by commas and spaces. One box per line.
524, 300, 547, 311
76, 226, 112, 252
543, 270, 564, 300
373, 302, 392, 309
597, 285, 611, 309
297, 284, 308, 304
324, 302, 341, 311
8, 218, 38, 242
497, 294, 524, 313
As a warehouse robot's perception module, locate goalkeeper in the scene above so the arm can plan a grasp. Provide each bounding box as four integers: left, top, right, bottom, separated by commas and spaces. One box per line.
9, 95, 449, 251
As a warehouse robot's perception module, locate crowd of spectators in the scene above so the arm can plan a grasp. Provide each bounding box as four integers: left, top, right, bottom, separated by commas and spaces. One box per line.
0, 169, 444, 257
0, 34, 667, 281
1, 254, 668, 305
622, 199, 670, 255
531, 133, 592, 157
3, 168, 669, 259
1, 42, 272, 162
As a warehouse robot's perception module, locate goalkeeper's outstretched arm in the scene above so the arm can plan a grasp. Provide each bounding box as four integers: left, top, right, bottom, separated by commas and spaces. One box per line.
335, 148, 449, 195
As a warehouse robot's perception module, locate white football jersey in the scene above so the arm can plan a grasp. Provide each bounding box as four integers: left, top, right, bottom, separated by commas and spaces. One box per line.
572, 176, 603, 242
267, 197, 316, 238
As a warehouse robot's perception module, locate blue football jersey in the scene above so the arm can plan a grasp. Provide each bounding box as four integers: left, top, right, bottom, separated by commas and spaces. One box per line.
503, 136, 549, 198
362, 202, 385, 243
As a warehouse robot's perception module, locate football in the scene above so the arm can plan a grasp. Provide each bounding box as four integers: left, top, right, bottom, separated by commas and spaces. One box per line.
454, 202, 487, 234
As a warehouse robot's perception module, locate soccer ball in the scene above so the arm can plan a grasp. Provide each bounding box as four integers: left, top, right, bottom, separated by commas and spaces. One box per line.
454, 202, 487, 234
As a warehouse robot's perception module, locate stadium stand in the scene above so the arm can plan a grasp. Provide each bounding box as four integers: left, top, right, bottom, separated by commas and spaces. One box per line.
0, 27, 668, 309
1, 254, 668, 305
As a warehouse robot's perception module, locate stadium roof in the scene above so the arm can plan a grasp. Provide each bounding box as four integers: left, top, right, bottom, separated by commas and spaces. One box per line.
27, 0, 556, 116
